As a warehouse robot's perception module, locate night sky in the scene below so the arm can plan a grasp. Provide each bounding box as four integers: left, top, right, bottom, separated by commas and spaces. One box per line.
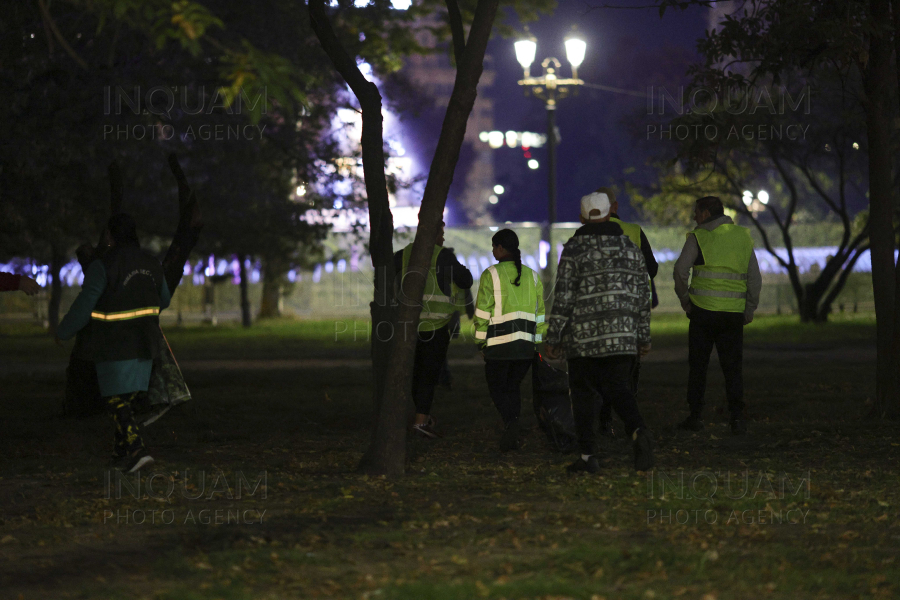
401, 1, 711, 225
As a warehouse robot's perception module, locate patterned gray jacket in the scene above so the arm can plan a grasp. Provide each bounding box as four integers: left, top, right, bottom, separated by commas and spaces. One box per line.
545, 221, 651, 358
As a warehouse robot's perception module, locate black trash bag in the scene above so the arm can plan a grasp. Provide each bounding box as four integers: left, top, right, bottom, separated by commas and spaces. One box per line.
531, 352, 577, 453
63, 326, 104, 418
63, 326, 190, 425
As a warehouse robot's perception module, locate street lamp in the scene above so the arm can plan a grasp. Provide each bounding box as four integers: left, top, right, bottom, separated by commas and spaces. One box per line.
742, 189, 769, 217
515, 31, 585, 294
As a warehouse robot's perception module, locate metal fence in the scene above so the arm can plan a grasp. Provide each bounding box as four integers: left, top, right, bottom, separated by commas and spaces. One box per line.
0, 223, 883, 324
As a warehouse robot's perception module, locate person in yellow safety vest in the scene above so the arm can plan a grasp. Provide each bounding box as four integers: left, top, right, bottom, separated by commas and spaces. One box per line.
392, 220, 473, 439
593, 187, 659, 439
473, 229, 547, 451
673, 196, 762, 435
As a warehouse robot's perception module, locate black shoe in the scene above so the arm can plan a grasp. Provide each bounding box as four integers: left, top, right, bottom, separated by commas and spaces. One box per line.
598, 420, 616, 438
677, 415, 704, 431
411, 416, 442, 439
633, 429, 655, 471
500, 420, 520, 452
730, 418, 747, 435
566, 456, 601, 474
121, 450, 154, 473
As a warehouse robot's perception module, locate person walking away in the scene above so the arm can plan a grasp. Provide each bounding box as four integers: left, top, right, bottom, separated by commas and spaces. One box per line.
673, 196, 761, 435
596, 187, 659, 437
544, 191, 654, 473
474, 229, 546, 451
56, 213, 171, 472
393, 221, 473, 438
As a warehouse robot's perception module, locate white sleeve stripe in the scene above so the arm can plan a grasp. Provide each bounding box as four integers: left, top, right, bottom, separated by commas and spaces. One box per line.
489, 266, 503, 318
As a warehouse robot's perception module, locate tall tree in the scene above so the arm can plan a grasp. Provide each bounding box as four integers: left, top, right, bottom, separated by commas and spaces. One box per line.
308, 0, 552, 475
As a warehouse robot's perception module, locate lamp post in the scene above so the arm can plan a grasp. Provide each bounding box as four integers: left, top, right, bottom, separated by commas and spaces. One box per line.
515, 32, 586, 299
742, 189, 769, 218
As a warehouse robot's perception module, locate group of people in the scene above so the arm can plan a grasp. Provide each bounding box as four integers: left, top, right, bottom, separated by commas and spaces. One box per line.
3, 189, 760, 476
400, 189, 760, 474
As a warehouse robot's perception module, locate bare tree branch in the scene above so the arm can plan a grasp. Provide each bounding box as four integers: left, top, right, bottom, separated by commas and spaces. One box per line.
445, 0, 466, 65
36, 0, 88, 70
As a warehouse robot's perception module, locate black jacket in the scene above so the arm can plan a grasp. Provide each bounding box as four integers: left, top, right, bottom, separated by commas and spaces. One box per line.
91, 245, 166, 362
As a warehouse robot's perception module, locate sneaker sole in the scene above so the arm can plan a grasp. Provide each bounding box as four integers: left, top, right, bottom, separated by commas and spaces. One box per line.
127, 455, 155, 473
411, 427, 439, 439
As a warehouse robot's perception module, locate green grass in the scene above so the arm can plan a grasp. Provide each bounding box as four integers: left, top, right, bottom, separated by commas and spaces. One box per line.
0, 312, 896, 599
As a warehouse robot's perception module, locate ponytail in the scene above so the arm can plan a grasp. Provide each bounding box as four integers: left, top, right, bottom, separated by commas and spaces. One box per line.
491, 228, 523, 286
513, 249, 522, 286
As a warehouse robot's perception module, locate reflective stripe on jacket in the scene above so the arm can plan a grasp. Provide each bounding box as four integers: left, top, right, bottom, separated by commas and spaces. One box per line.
688, 224, 754, 312
473, 261, 546, 360
91, 246, 166, 362
401, 244, 458, 331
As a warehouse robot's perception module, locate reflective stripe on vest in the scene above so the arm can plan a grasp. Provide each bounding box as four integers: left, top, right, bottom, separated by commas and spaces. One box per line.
688, 225, 753, 313
91, 307, 160, 321
692, 271, 748, 281
401, 244, 455, 330
481, 264, 541, 347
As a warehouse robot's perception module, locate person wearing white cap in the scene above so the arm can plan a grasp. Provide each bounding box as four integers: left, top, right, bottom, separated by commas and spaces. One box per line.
544, 190, 654, 473
594, 187, 660, 438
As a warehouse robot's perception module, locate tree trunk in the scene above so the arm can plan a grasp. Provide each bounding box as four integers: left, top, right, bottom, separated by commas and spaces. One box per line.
258, 262, 283, 319
47, 247, 64, 335
308, 0, 499, 475
863, 0, 898, 418
371, 0, 500, 474
239, 254, 252, 328
309, 0, 401, 475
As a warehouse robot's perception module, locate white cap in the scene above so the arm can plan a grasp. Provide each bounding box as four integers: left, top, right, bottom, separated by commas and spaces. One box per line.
580, 192, 611, 219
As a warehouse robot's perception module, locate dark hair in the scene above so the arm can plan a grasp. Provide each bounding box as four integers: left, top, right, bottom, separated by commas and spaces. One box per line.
492, 228, 522, 286
696, 196, 724, 218
593, 186, 616, 204
107, 213, 139, 246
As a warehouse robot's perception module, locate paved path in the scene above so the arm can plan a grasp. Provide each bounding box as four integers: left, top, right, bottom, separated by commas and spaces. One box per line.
0, 344, 875, 376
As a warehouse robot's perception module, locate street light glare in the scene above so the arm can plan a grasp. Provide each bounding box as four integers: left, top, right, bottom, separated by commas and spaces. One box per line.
742, 195, 752, 207
564, 37, 586, 69
515, 39, 537, 71
493, 185, 505, 194
528, 159, 539, 170
758, 190, 769, 204
489, 195, 499, 204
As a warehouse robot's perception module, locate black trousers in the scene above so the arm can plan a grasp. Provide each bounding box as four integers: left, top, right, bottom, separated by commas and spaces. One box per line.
569, 356, 647, 456
598, 356, 641, 424
687, 304, 745, 415
412, 325, 451, 415
484, 358, 532, 426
